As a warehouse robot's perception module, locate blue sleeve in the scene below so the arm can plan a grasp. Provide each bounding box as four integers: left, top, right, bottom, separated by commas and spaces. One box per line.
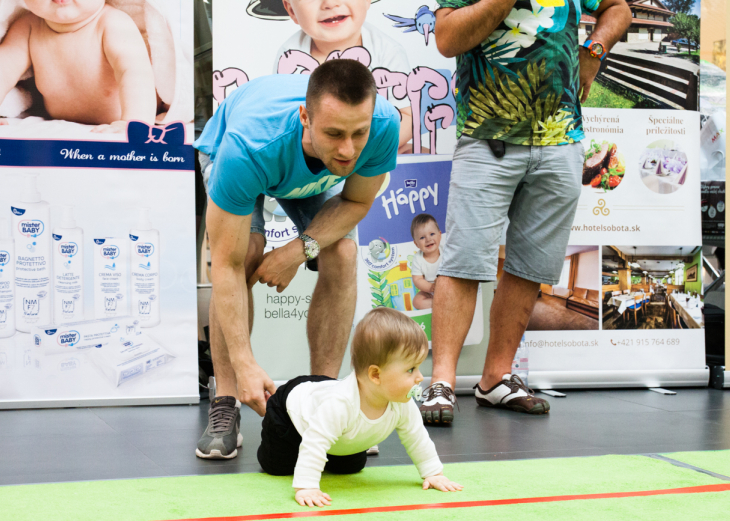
207, 132, 266, 216
582, 0, 603, 14
356, 111, 400, 178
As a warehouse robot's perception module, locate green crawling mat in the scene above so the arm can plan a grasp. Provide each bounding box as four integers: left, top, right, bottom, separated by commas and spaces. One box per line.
1, 452, 729, 521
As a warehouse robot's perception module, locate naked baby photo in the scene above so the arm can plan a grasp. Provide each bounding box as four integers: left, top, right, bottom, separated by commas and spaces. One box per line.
0, 0, 193, 141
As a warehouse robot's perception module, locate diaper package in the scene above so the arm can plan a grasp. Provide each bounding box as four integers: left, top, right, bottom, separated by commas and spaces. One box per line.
88, 332, 175, 387
31, 316, 139, 355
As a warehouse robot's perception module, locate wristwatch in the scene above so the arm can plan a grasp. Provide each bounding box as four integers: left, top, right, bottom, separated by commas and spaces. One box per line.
298, 233, 320, 261
581, 39, 608, 61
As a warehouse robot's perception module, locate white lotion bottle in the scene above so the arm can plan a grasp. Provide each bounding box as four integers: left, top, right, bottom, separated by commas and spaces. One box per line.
0, 218, 16, 338
53, 206, 84, 324
11, 175, 52, 332
93, 238, 129, 319
129, 208, 160, 327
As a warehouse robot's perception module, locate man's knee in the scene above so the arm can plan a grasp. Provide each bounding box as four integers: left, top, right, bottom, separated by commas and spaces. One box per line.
319, 239, 357, 270
244, 232, 266, 277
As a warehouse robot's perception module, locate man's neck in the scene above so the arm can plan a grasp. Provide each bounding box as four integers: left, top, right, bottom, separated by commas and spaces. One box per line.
301, 126, 318, 159
310, 33, 363, 63
43, 4, 105, 34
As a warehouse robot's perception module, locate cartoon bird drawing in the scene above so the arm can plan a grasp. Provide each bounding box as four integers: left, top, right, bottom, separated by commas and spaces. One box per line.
384, 6, 436, 46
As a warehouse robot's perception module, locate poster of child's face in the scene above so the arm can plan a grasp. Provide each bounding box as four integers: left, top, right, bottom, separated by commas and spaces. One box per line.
0, 0, 193, 142
213, 0, 457, 155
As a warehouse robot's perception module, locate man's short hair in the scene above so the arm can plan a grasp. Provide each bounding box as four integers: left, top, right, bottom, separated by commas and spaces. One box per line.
351, 308, 428, 376
306, 60, 377, 117
410, 213, 440, 239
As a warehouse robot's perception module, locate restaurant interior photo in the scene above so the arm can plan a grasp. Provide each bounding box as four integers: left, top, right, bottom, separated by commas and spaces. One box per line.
602, 246, 705, 330
521, 246, 600, 331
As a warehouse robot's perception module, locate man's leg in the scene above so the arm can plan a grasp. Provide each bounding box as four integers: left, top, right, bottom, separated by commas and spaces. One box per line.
480, 272, 539, 390
429, 276, 480, 387
474, 143, 584, 415
308, 238, 358, 377
197, 202, 266, 459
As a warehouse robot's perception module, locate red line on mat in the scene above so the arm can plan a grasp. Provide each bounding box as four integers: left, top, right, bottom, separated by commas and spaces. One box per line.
168, 483, 730, 521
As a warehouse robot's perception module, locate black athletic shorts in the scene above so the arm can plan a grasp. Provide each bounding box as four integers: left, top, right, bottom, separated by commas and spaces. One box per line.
257, 375, 368, 477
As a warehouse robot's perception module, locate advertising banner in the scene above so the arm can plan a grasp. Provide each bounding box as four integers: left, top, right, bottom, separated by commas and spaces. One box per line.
214, 0, 708, 389
0, 1, 198, 407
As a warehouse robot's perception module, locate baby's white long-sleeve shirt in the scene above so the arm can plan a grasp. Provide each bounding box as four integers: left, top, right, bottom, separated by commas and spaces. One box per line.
286, 372, 443, 490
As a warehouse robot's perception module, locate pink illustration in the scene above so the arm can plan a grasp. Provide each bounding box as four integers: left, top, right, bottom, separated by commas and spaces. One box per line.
212, 68, 249, 103
424, 104, 454, 154
325, 47, 372, 68
371, 67, 408, 104
278, 47, 371, 75
407, 67, 451, 154
277, 50, 320, 75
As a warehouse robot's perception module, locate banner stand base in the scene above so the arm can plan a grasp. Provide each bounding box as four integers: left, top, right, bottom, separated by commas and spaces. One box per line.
0, 395, 200, 410
415, 370, 710, 394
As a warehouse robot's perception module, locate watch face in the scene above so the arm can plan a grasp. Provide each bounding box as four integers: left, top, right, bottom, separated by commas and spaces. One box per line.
592, 42, 605, 56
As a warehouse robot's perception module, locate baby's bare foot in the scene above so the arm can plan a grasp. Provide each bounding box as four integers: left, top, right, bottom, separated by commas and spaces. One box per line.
91, 121, 128, 134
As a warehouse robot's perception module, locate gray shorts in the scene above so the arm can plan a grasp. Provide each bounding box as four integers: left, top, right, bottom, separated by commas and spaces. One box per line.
439, 137, 584, 285
199, 152, 356, 245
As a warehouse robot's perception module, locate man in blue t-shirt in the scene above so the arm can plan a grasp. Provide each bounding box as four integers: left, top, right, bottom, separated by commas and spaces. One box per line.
193, 60, 400, 459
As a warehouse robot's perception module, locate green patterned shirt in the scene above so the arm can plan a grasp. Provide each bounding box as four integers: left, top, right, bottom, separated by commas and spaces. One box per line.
437, 0, 602, 145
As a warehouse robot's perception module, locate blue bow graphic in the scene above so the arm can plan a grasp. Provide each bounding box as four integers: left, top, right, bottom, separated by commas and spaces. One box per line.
127, 121, 186, 145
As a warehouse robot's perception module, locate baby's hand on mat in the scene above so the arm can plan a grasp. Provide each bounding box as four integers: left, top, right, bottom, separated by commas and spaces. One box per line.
295, 488, 332, 507
423, 473, 463, 492
91, 121, 128, 134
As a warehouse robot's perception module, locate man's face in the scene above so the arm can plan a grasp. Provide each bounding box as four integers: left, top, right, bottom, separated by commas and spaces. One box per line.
413, 221, 441, 255
283, 0, 371, 44
301, 94, 374, 177
25, 0, 105, 24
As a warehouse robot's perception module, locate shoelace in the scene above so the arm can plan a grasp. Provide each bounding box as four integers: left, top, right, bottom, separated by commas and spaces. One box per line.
208, 404, 237, 434
505, 374, 535, 396
421, 383, 460, 411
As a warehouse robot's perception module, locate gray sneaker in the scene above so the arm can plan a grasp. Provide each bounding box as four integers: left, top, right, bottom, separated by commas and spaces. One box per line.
195, 396, 243, 459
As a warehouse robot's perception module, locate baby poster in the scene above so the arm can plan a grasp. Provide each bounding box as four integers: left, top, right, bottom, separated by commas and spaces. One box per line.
212, 0, 457, 155
0, 1, 198, 408
0, 0, 194, 140
354, 157, 484, 346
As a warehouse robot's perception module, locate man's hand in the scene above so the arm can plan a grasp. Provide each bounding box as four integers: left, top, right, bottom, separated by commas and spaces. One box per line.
295, 488, 332, 507
423, 473, 464, 492
235, 362, 277, 416
578, 49, 602, 103
247, 240, 306, 292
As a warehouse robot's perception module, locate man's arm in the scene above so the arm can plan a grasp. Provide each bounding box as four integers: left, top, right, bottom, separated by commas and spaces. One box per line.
434, 1, 517, 59
249, 173, 384, 292
207, 199, 276, 416
579, 0, 632, 102
0, 15, 32, 107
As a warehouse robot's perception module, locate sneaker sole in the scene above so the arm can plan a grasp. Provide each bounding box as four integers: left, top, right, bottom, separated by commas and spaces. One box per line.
475, 396, 550, 414
195, 448, 238, 459
420, 409, 454, 424
195, 433, 243, 460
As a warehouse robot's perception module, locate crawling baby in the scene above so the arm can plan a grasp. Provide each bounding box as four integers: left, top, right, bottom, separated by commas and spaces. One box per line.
0, 0, 156, 132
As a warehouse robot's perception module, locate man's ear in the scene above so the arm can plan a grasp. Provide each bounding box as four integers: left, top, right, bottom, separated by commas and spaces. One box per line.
299, 105, 309, 129
282, 0, 299, 25
367, 365, 381, 385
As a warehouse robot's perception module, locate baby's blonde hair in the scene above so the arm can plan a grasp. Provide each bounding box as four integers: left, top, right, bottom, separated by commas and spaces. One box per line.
351, 308, 428, 375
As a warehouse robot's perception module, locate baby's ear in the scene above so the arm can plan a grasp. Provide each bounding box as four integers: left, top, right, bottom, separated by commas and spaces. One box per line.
367, 365, 381, 385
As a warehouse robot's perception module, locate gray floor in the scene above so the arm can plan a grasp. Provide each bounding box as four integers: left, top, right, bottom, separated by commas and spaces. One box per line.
1, 388, 729, 487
